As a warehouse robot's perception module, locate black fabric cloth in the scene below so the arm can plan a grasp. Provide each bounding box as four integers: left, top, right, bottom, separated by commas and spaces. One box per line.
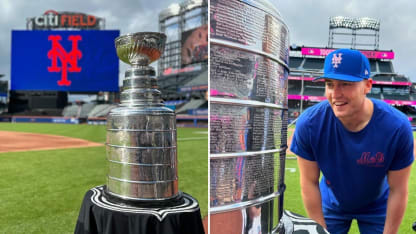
75, 186, 204, 234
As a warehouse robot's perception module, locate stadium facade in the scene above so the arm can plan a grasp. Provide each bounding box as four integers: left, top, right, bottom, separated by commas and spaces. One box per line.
157, 0, 208, 126
0, 74, 6, 114
2, 5, 208, 127
288, 16, 416, 127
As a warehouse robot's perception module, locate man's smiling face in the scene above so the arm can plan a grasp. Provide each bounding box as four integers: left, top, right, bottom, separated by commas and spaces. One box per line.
325, 79, 372, 121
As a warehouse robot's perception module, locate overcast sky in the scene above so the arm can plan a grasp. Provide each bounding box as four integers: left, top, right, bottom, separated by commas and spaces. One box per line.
276, 0, 416, 81
0, 0, 415, 83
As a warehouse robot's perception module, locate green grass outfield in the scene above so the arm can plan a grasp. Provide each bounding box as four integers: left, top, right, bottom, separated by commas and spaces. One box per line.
285, 127, 416, 233
1, 123, 414, 233
0, 123, 207, 234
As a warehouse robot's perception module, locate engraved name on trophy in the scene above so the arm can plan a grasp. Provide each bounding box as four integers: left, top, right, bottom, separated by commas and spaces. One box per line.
104, 32, 182, 205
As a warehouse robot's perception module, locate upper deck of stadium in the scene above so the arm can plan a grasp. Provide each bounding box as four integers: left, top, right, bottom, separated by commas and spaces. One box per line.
287, 16, 416, 125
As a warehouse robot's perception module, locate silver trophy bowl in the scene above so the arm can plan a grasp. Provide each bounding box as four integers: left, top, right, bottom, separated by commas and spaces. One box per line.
115, 32, 165, 66
105, 32, 181, 204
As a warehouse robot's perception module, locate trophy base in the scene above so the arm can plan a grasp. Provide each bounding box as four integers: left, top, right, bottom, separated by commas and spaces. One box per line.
75, 185, 204, 233
103, 185, 185, 208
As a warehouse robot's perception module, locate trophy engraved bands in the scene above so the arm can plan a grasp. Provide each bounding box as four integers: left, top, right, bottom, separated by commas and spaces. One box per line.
210, 0, 289, 233
105, 32, 181, 204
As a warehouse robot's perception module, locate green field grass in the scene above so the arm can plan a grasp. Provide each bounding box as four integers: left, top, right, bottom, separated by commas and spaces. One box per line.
2, 122, 414, 233
0, 123, 207, 234
284, 126, 416, 233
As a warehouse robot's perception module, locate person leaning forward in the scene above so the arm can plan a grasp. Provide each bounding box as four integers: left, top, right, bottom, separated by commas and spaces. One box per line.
290, 48, 414, 234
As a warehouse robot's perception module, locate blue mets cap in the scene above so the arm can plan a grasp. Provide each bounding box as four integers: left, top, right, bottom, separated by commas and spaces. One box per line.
314, 48, 371, 82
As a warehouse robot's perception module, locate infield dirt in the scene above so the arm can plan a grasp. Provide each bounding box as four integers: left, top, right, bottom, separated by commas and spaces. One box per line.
0, 131, 102, 153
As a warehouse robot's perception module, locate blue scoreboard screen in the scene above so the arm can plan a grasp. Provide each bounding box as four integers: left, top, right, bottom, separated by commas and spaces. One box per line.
11, 30, 120, 92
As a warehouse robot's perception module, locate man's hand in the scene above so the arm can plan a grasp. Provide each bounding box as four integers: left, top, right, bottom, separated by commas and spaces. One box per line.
297, 156, 327, 229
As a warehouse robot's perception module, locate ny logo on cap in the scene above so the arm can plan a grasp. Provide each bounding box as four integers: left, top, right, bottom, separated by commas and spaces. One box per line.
332, 53, 342, 68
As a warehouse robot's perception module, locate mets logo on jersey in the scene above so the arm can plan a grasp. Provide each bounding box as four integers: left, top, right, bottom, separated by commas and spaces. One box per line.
356, 152, 385, 167
47, 35, 82, 86
331, 53, 342, 68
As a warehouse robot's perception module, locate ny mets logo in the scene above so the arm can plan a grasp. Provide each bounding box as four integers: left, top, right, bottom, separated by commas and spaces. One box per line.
331, 53, 342, 68
357, 152, 384, 167
47, 35, 82, 86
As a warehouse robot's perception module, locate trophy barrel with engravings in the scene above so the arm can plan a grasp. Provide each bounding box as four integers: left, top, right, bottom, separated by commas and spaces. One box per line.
209, 0, 290, 233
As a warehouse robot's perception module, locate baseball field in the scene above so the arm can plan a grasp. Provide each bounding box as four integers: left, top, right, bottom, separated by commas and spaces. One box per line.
0, 123, 207, 233
1, 123, 415, 233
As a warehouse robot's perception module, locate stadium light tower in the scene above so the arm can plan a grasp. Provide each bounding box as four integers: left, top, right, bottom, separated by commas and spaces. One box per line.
329, 16, 355, 29
328, 16, 380, 50
356, 17, 380, 30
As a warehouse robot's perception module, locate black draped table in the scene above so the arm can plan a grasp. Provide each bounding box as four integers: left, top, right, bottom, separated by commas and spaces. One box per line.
74, 185, 205, 234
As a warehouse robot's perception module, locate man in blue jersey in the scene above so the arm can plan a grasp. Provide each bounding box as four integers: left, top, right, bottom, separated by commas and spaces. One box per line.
290, 48, 414, 234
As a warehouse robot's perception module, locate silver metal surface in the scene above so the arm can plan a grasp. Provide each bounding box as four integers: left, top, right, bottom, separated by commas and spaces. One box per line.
210, 190, 280, 213
210, 0, 289, 65
106, 130, 175, 147
107, 177, 179, 200
115, 32, 166, 66
210, 0, 289, 232
107, 160, 176, 181
242, 0, 282, 19
106, 32, 179, 200
210, 148, 284, 159
210, 44, 288, 106
211, 97, 285, 109
210, 153, 282, 207
210, 104, 287, 153
210, 38, 290, 71
210, 196, 281, 234
106, 145, 176, 164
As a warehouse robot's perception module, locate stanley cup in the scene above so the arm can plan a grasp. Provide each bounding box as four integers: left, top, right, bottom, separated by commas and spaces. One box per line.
210, 0, 289, 233
105, 32, 180, 202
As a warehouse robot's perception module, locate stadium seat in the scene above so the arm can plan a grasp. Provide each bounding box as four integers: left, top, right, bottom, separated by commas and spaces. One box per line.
175, 99, 206, 114
393, 76, 408, 82
88, 104, 117, 118
79, 103, 97, 118
369, 60, 377, 73
302, 58, 324, 70
62, 105, 79, 117
378, 61, 393, 73
289, 57, 303, 69
373, 75, 392, 82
